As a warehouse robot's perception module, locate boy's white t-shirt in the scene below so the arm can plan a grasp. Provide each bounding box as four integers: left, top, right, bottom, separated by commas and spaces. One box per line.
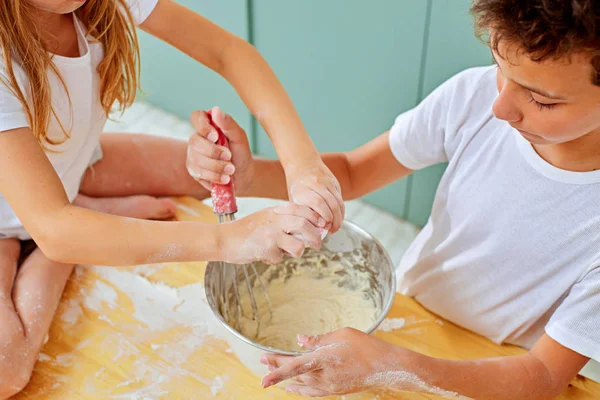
390, 65, 600, 381
0, 0, 158, 239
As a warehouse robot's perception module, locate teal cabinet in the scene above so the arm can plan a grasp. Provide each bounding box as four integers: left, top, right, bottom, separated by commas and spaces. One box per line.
137, 1, 253, 134
251, 0, 429, 217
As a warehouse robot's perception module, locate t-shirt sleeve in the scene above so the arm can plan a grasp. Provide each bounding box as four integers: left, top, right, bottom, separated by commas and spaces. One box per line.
388, 66, 495, 170
0, 73, 29, 133
123, 0, 159, 25
546, 266, 600, 362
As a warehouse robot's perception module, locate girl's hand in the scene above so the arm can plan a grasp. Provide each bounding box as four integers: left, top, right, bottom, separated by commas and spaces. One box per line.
219, 203, 323, 265
260, 328, 410, 397
186, 107, 254, 196
285, 161, 344, 234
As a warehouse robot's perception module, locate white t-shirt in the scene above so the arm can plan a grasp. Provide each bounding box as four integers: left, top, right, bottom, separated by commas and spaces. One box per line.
390, 66, 600, 381
0, 0, 158, 239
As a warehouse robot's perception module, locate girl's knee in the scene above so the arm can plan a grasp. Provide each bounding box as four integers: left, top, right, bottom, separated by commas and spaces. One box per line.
0, 345, 34, 398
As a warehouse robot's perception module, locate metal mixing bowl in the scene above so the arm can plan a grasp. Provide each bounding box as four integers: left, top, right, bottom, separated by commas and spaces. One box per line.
205, 220, 396, 377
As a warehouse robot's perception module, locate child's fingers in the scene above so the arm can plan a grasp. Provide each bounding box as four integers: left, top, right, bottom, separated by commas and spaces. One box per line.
186, 139, 235, 184
263, 248, 285, 265
261, 353, 293, 368
189, 150, 235, 176
282, 215, 322, 250
189, 110, 219, 142
319, 189, 343, 233
273, 203, 325, 228
297, 332, 339, 350
198, 179, 213, 191
285, 384, 331, 398
262, 354, 323, 388
293, 190, 334, 227
277, 235, 305, 259
210, 106, 250, 146
186, 157, 231, 184
188, 132, 231, 161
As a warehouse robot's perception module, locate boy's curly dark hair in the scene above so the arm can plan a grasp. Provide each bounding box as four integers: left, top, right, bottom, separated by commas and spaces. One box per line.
471, 0, 600, 85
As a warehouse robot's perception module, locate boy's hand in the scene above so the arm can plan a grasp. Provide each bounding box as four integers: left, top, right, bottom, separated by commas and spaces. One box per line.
260, 328, 409, 396
219, 203, 323, 265
285, 162, 344, 234
186, 107, 345, 234
186, 107, 254, 196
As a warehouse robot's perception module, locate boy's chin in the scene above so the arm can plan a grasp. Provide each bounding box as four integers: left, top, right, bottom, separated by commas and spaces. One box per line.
516, 129, 551, 145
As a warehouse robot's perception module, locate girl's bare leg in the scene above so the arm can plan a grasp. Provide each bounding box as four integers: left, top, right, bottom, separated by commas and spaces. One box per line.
0, 135, 205, 397
78, 134, 209, 215
0, 240, 73, 399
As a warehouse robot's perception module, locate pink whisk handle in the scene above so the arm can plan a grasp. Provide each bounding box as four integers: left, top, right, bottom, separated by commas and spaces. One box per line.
207, 110, 238, 215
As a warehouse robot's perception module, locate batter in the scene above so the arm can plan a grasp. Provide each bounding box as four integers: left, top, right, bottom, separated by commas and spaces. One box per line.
233, 250, 381, 352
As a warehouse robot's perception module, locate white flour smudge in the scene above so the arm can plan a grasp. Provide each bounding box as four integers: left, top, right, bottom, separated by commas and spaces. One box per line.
53, 264, 222, 398
377, 318, 406, 332
84, 281, 119, 310
210, 375, 226, 396
60, 299, 83, 326
365, 370, 472, 399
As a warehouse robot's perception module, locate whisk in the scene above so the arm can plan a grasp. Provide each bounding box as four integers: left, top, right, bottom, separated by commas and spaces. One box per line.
207, 110, 273, 339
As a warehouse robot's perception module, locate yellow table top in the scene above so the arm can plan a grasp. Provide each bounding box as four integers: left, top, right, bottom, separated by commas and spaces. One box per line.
15, 197, 600, 399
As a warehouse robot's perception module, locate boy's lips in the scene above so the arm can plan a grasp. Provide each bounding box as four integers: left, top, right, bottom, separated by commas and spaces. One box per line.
512, 126, 536, 138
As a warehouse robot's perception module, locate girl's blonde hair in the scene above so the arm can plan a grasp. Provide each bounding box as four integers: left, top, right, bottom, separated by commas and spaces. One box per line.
0, 0, 140, 146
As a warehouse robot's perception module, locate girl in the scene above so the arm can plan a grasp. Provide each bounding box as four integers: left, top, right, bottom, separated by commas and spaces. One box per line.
0, 0, 343, 396
191, 0, 600, 398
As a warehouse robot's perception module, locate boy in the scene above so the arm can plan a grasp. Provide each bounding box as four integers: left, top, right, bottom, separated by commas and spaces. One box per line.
188, 0, 600, 398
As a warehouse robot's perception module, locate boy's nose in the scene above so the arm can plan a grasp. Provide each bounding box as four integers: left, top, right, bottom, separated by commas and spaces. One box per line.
492, 92, 522, 123
493, 78, 523, 123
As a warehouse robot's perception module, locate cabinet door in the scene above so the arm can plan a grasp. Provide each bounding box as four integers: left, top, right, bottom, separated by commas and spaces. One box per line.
137, 1, 253, 134
251, 0, 429, 217
406, 0, 491, 226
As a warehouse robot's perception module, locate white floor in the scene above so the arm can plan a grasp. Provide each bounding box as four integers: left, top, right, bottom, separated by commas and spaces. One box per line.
104, 102, 420, 266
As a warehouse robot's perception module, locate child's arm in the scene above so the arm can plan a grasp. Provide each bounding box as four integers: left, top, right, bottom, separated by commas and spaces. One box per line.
261, 329, 589, 400
186, 108, 414, 202
140, 0, 344, 231
0, 128, 323, 266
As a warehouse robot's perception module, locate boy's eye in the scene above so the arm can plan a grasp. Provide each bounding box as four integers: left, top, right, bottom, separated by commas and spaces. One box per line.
528, 95, 557, 111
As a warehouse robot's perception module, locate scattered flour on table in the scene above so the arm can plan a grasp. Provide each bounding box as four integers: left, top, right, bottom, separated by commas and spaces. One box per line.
60, 299, 83, 326
210, 375, 227, 396
377, 318, 406, 332
54, 264, 230, 398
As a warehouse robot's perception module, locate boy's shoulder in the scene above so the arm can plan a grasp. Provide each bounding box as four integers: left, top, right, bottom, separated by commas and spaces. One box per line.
429, 65, 500, 134
437, 65, 498, 106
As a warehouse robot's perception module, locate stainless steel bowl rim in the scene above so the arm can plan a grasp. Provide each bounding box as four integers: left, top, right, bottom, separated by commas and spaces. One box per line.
205, 220, 397, 356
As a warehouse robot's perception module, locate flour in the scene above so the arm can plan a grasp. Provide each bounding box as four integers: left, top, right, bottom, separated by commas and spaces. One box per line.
55, 353, 75, 367
233, 250, 381, 352
364, 370, 472, 400
377, 318, 406, 332
145, 243, 184, 263
52, 264, 222, 398
83, 281, 118, 310
210, 375, 225, 396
